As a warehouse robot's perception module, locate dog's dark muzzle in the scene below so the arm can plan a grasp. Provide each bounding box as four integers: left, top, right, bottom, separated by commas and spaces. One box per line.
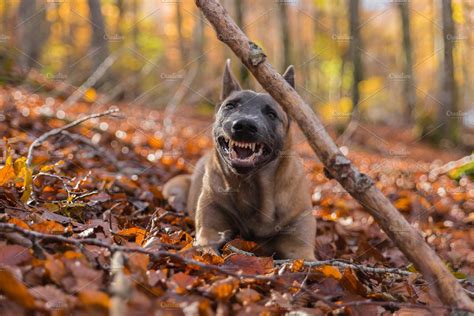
230, 119, 259, 141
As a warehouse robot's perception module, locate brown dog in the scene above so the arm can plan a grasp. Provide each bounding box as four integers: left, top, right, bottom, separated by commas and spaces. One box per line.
163, 60, 316, 260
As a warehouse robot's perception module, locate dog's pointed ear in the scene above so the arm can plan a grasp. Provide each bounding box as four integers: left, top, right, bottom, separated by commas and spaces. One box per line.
282, 65, 295, 89
221, 59, 241, 101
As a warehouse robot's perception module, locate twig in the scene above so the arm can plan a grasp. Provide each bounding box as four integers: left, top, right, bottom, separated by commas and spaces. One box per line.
274, 259, 411, 276
429, 154, 474, 179
226, 244, 255, 257
0, 223, 334, 305
26, 109, 120, 167
335, 299, 467, 313
227, 245, 411, 276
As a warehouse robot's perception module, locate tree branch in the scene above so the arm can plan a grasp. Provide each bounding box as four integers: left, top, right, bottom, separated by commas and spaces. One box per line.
194, 0, 473, 310
26, 108, 120, 168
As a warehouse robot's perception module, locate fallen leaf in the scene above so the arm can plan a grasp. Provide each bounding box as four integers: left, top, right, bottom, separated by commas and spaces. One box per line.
44, 256, 66, 285
77, 290, 109, 310
8, 218, 30, 230
116, 227, 146, 245
0, 245, 32, 266
236, 287, 261, 305
0, 265, 36, 309
168, 272, 197, 294
31, 220, 65, 234
208, 277, 239, 301
0, 156, 15, 185
316, 265, 342, 280
223, 254, 273, 274
290, 259, 305, 272
339, 267, 367, 296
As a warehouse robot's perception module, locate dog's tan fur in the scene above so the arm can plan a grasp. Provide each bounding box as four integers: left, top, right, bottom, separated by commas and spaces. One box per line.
163, 61, 316, 260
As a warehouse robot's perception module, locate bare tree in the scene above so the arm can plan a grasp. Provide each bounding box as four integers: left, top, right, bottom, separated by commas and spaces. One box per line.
87, 0, 109, 73
176, 2, 188, 65
398, 1, 416, 121
235, 0, 249, 85
16, 0, 50, 72
439, 0, 458, 143
279, 2, 291, 69
349, 0, 362, 110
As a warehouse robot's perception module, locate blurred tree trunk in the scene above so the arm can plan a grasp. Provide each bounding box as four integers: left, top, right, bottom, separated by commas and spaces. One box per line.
235, 0, 249, 85
2, 0, 8, 31
349, 0, 362, 110
87, 0, 109, 74
398, 1, 416, 121
176, 2, 188, 65
279, 3, 291, 68
17, 0, 50, 72
439, 0, 458, 143
115, 0, 124, 36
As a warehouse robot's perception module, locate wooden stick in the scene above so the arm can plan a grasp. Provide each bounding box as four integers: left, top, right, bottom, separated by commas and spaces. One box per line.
195, 0, 473, 310
26, 109, 119, 167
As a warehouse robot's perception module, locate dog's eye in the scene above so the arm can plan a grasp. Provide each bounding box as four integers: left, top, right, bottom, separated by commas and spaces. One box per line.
224, 102, 237, 110
266, 110, 277, 120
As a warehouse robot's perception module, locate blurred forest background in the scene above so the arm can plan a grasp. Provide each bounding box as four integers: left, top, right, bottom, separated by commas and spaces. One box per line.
0, 0, 473, 148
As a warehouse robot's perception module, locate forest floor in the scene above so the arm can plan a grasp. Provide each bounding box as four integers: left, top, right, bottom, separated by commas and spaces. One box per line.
0, 85, 472, 315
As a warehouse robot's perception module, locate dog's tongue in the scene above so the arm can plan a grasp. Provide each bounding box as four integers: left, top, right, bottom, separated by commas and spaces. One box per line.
234, 146, 253, 159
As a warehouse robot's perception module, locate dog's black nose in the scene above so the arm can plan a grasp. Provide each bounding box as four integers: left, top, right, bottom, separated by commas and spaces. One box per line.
232, 119, 258, 135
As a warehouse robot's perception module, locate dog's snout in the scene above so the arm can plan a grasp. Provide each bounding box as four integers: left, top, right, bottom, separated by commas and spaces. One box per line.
232, 119, 258, 135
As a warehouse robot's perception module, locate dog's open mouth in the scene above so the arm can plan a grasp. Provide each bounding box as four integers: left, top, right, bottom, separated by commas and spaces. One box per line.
218, 136, 271, 170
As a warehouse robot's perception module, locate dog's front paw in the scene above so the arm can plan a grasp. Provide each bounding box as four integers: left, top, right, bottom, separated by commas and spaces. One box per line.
198, 245, 221, 257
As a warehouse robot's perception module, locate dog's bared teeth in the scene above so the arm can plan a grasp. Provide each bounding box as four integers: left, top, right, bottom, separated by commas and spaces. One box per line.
229, 140, 234, 148
251, 143, 255, 151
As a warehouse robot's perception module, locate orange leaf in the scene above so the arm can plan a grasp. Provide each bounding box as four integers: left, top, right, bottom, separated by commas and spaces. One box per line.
0, 266, 36, 309
148, 136, 164, 149
44, 257, 66, 285
63, 251, 84, 260
116, 227, 146, 246
209, 277, 239, 301
339, 267, 367, 296
8, 218, 30, 230
290, 259, 305, 272
31, 220, 65, 234
316, 265, 342, 280
78, 290, 110, 310
394, 197, 411, 212
0, 153, 15, 186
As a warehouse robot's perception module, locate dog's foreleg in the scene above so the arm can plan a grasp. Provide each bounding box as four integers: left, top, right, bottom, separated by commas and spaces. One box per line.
194, 200, 234, 255
269, 213, 316, 260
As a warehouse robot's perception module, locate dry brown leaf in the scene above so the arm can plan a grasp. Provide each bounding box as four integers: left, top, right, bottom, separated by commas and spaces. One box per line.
339, 267, 367, 296
116, 227, 146, 245
77, 290, 110, 310
44, 256, 66, 285
30, 220, 64, 234
208, 277, 239, 301
0, 245, 32, 266
223, 254, 273, 274
235, 287, 261, 305
0, 265, 36, 309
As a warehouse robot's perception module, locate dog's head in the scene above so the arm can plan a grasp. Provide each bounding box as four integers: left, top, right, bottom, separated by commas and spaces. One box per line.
213, 59, 294, 175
